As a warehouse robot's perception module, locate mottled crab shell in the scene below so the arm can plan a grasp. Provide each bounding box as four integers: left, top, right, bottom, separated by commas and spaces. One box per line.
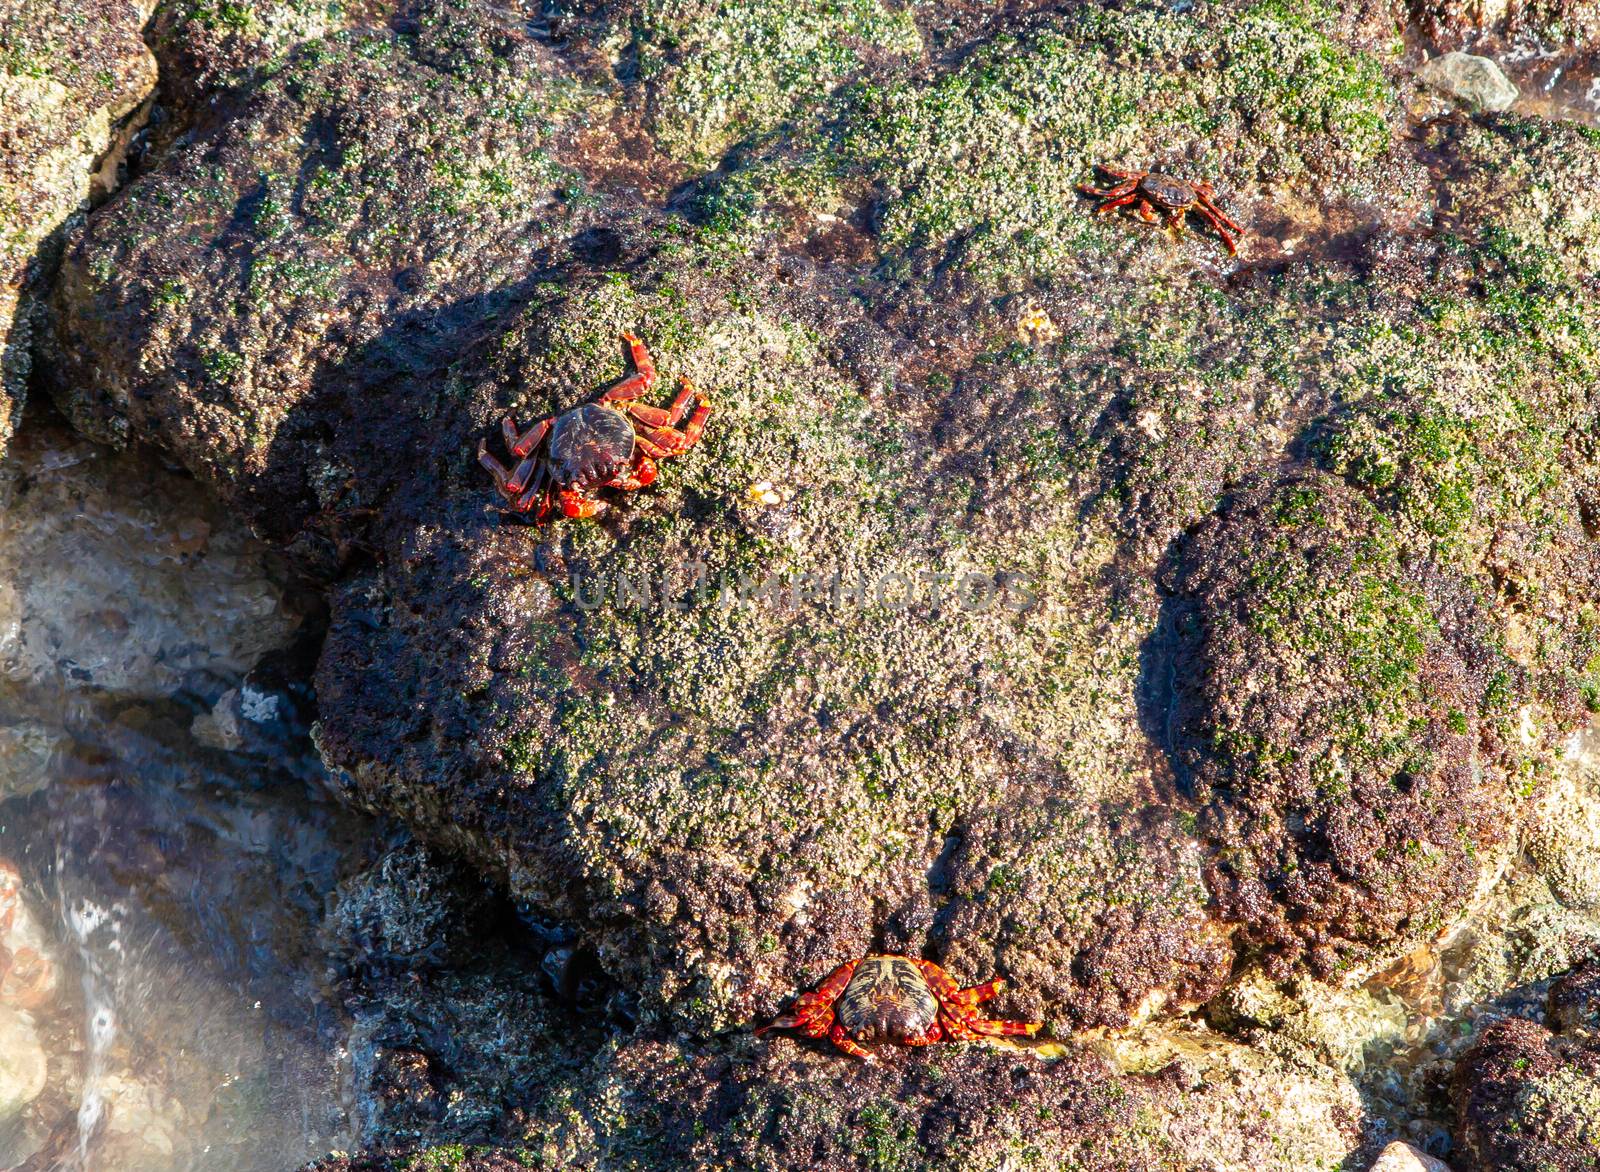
1138, 172, 1199, 211
548, 403, 636, 489
836, 955, 940, 1042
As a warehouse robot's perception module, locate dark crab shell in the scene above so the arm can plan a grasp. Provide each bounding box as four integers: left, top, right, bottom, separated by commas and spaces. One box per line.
548, 403, 636, 490
1136, 171, 1199, 211
836, 955, 940, 1042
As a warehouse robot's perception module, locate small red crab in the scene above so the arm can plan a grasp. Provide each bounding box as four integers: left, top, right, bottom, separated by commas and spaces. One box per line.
478, 332, 712, 520
1078, 165, 1244, 255
757, 954, 1042, 1061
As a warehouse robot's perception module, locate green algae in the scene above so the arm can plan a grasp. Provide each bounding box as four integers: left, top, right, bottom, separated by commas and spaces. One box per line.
633, 0, 921, 163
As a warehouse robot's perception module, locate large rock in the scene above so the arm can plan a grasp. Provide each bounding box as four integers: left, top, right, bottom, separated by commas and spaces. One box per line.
1452, 1014, 1600, 1172
0, 0, 155, 454
40, 0, 1600, 1157
1161, 473, 1514, 979
47, 0, 596, 537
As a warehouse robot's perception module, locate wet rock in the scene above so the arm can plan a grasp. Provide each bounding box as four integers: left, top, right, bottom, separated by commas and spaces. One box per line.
1526, 721, 1600, 910
1549, 955, 1600, 1036
0, 1005, 47, 1121
0, 422, 297, 699
1416, 52, 1519, 113
1451, 1016, 1600, 1172
322, 842, 496, 972
1412, 0, 1600, 52
1108, 1023, 1373, 1170
0, 0, 155, 454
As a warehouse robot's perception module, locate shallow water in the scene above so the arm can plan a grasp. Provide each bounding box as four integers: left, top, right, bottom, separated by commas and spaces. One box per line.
0, 414, 379, 1171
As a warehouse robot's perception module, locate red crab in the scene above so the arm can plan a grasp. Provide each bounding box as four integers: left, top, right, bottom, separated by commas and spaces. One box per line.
757, 954, 1042, 1061
478, 332, 712, 520
1078, 164, 1244, 255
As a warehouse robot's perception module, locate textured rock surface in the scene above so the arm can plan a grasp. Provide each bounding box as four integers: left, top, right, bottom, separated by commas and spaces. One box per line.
0, 0, 155, 454
27, 0, 1600, 1164
1413, 0, 1600, 52
1452, 1012, 1600, 1171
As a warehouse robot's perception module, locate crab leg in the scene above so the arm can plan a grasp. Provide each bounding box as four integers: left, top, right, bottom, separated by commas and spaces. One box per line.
502, 414, 553, 459
902, 1020, 944, 1046
511, 464, 553, 515
621, 375, 698, 428
1088, 189, 1142, 216
607, 454, 659, 492
1195, 189, 1244, 233
478, 440, 536, 497
829, 1021, 874, 1061
916, 959, 1043, 1040
756, 959, 858, 1042
597, 331, 658, 404
953, 976, 1005, 1006
1192, 205, 1240, 254
1077, 179, 1137, 200
964, 1017, 1043, 1037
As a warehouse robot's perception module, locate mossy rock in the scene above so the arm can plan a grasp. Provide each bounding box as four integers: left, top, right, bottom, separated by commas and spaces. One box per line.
46, 0, 592, 530
691, 0, 1408, 282
1451, 1015, 1600, 1172
0, 0, 156, 452
148, 0, 373, 118
630, 0, 922, 163
311, 238, 1226, 1035
1162, 472, 1516, 978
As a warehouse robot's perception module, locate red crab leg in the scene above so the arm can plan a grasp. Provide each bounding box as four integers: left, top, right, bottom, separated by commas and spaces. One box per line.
511, 465, 552, 515
911, 958, 970, 1004
478, 441, 527, 496
1091, 190, 1142, 216
1194, 188, 1244, 233
607, 454, 659, 491
664, 377, 698, 425
597, 331, 658, 404
621, 375, 700, 428
917, 960, 1043, 1039
1192, 206, 1240, 254
756, 959, 857, 1037
623, 402, 675, 427
632, 386, 711, 457
634, 433, 672, 461
1136, 199, 1162, 224
502, 414, 552, 460
829, 1021, 874, 1061
938, 1012, 980, 1041
964, 1017, 1043, 1037
902, 1020, 944, 1046
559, 490, 606, 519
955, 977, 1005, 1006
1078, 178, 1137, 200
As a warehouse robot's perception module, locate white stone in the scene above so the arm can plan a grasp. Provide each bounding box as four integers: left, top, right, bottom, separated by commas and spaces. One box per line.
1417, 52, 1520, 113
1370, 1140, 1452, 1172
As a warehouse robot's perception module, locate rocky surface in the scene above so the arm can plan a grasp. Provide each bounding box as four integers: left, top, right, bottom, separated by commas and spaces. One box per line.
13, 0, 1600, 1165
1452, 1004, 1600, 1171
0, 0, 156, 456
